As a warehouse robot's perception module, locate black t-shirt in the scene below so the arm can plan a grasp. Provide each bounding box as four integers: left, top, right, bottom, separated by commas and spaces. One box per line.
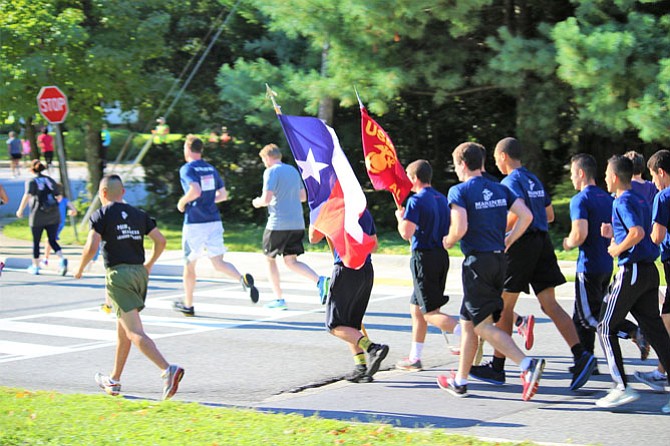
90, 202, 157, 268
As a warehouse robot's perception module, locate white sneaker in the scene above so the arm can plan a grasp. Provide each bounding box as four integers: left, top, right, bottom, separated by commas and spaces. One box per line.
634, 370, 667, 393
595, 386, 640, 408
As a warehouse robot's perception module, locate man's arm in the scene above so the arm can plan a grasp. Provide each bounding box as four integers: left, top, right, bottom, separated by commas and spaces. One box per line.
563, 219, 588, 250
395, 207, 416, 241
252, 190, 274, 208
651, 222, 667, 245
299, 188, 307, 203
145, 227, 167, 274
177, 182, 202, 212
15, 192, 30, 218
442, 205, 467, 249
309, 224, 325, 244
505, 198, 533, 250
74, 230, 102, 278
608, 226, 644, 258
546, 204, 555, 223
215, 186, 229, 203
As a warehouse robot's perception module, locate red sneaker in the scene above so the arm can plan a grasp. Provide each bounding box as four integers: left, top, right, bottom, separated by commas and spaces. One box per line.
517, 314, 535, 350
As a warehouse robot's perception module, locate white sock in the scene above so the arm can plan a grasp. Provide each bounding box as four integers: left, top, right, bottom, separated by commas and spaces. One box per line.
409, 342, 424, 362
519, 357, 532, 372
455, 376, 468, 386
453, 324, 462, 336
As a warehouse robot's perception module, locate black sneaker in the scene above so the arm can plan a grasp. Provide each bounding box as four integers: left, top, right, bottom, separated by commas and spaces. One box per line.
173, 301, 195, 316
570, 351, 596, 391
242, 273, 259, 304
346, 364, 372, 383
437, 373, 468, 398
366, 343, 389, 378
469, 361, 506, 385
569, 358, 600, 375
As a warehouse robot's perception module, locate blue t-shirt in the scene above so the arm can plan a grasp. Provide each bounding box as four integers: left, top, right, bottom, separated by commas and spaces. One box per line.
631, 180, 658, 208
263, 163, 305, 230
570, 185, 614, 274
612, 190, 659, 265
501, 166, 551, 232
652, 187, 670, 262
333, 210, 376, 265
179, 159, 225, 224
58, 197, 70, 230
448, 176, 517, 256
403, 187, 450, 251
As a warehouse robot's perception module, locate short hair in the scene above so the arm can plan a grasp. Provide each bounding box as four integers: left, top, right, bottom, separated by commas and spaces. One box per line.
495, 137, 522, 160
259, 143, 282, 160
31, 159, 46, 173
623, 150, 645, 175
185, 134, 203, 153
8, 131, 16, 137
406, 159, 432, 184
100, 174, 124, 194
608, 155, 633, 185
42, 127, 49, 135
647, 150, 670, 174
453, 142, 484, 171
570, 153, 597, 180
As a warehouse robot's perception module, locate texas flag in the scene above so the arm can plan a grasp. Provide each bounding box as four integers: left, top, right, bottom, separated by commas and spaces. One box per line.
278, 114, 376, 270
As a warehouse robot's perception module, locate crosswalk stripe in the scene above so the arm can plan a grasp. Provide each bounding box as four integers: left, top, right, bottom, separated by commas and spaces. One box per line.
0, 320, 118, 341
0, 340, 71, 356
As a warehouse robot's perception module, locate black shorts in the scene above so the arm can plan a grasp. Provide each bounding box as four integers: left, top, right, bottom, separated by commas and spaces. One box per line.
505, 231, 566, 294
44, 152, 54, 164
326, 262, 374, 330
460, 252, 505, 326
410, 248, 450, 313
10, 153, 22, 160
262, 229, 305, 258
663, 260, 670, 314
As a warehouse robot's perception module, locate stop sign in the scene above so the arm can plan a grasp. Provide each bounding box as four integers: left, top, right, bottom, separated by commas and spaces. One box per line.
37, 86, 69, 124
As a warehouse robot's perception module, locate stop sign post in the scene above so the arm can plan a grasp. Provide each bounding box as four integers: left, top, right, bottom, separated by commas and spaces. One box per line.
35, 86, 77, 241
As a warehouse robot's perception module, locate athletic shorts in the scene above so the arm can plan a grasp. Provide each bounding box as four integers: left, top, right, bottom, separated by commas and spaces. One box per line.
10, 153, 21, 160
460, 252, 505, 326
663, 261, 670, 314
263, 229, 305, 258
106, 264, 148, 317
182, 221, 226, 263
410, 249, 450, 313
326, 262, 374, 331
504, 231, 566, 294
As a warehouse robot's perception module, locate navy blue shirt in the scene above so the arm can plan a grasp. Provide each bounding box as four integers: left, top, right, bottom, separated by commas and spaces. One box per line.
570, 185, 614, 274
612, 190, 659, 266
179, 159, 225, 224
448, 176, 518, 256
403, 187, 450, 251
501, 167, 551, 232
333, 210, 376, 265
631, 180, 658, 208
652, 187, 670, 262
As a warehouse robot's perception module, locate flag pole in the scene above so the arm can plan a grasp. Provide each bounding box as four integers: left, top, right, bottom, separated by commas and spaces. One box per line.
265, 83, 281, 115
354, 86, 364, 110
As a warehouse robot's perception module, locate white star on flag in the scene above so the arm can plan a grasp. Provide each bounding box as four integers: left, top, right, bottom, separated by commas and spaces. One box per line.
296, 148, 329, 183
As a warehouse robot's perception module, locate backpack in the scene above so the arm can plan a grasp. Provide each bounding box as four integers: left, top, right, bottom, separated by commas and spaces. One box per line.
36, 177, 58, 211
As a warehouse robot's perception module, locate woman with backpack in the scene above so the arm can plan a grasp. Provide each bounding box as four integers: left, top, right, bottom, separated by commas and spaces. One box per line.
15, 160, 68, 275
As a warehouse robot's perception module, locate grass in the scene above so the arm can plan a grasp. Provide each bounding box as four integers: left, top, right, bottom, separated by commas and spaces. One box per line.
0, 387, 537, 446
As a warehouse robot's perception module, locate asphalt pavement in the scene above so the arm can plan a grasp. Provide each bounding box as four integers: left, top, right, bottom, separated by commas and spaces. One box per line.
1, 161, 669, 446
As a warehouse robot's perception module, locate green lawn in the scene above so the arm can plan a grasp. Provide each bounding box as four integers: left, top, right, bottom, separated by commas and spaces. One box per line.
0, 387, 536, 446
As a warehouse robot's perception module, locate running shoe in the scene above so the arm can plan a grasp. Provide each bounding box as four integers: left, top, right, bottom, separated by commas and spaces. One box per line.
162, 364, 185, 400
395, 358, 423, 371
469, 361, 506, 385
632, 328, 651, 361
569, 358, 600, 376
265, 299, 287, 310
346, 364, 372, 383
437, 372, 468, 398
516, 314, 535, 350
366, 343, 389, 378
26, 265, 40, 275
95, 372, 121, 396
634, 370, 667, 393
241, 273, 259, 303
39, 259, 49, 268
317, 276, 330, 305
173, 301, 195, 316
521, 358, 545, 401
595, 386, 639, 408
570, 351, 596, 391
58, 258, 68, 276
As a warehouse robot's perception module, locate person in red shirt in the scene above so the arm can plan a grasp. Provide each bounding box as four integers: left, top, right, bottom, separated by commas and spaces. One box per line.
37, 127, 55, 170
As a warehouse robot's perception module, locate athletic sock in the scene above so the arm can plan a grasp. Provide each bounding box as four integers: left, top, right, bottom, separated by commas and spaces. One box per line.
357, 336, 372, 352
571, 343, 586, 361
519, 357, 532, 372
492, 356, 506, 372
353, 352, 366, 366
409, 342, 424, 362
453, 324, 462, 336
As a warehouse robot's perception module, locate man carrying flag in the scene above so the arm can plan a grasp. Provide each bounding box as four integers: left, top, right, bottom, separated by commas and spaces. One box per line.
277, 112, 389, 382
